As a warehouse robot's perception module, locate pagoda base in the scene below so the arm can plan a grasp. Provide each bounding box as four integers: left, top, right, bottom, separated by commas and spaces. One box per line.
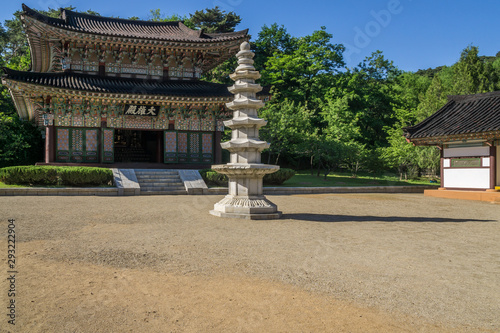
210, 195, 282, 220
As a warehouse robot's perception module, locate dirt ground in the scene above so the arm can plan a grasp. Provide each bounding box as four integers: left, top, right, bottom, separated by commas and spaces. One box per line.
0, 193, 499, 332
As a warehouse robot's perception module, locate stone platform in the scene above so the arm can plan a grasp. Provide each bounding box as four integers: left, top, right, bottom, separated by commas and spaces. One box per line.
424, 189, 500, 203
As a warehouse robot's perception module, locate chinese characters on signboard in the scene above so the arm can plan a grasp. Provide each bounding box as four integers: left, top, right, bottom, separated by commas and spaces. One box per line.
124, 104, 159, 116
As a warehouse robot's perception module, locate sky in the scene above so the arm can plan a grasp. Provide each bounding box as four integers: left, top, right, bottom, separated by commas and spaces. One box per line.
2, 0, 499, 72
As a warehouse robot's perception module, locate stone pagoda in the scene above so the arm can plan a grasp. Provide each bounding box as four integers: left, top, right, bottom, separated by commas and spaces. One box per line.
210, 42, 281, 220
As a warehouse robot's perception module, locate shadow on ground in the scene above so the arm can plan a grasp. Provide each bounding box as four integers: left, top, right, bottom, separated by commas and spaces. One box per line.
283, 213, 495, 223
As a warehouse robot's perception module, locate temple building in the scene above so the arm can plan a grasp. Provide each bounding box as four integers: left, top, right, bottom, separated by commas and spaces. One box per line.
1, 4, 249, 166
404, 91, 500, 191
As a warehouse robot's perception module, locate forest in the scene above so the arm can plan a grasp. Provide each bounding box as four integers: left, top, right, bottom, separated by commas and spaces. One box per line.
1, 6, 499, 179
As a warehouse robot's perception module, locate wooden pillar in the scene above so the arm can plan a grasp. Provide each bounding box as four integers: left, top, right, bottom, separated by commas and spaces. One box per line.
215, 131, 222, 164
45, 126, 55, 163
490, 145, 496, 189
99, 119, 107, 164
439, 147, 444, 189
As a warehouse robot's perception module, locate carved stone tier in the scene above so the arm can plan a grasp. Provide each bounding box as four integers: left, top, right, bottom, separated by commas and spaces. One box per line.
210, 42, 281, 220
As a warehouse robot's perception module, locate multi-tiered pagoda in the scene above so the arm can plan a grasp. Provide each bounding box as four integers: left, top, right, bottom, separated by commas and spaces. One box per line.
1, 4, 249, 166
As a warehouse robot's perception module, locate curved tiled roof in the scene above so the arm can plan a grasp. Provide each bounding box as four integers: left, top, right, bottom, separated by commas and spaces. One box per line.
403, 91, 500, 140
21, 4, 248, 43
2, 67, 232, 98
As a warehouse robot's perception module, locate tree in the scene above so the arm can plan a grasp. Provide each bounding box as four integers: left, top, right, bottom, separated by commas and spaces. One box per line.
0, 113, 43, 167
341, 140, 368, 177
262, 27, 345, 111
323, 51, 399, 148
252, 23, 297, 76
259, 99, 313, 165
452, 46, 496, 95
148, 9, 191, 26
189, 7, 241, 33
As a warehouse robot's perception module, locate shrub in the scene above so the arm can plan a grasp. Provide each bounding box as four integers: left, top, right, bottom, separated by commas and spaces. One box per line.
199, 168, 228, 186
0, 166, 58, 185
263, 168, 296, 185
0, 166, 113, 187
58, 167, 113, 187
199, 168, 296, 186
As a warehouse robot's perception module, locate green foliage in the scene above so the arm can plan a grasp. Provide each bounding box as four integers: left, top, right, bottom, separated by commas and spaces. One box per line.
0, 166, 113, 186
189, 7, 241, 33
452, 46, 496, 95
149, 9, 190, 24
261, 27, 344, 110
253, 24, 297, 75
202, 56, 237, 84
0, 166, 58, 185
199, 169, 228, 186
260, 99, 313, 164
58, 167, 113, 187
323, 51, 400, 147
263, 168, 296, 185
0, 114, 43, 167
199, 168, 296, 186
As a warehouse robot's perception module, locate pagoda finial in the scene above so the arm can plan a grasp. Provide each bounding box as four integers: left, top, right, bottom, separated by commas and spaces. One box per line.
240, 41, 250, 51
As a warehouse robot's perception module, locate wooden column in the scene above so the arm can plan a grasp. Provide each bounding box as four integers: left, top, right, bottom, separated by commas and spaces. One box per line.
490, 145, 496, 189
99, 119, 107, 164
45, 126, 55, 163
439, 147, 444, 189
215, 131, 222, 164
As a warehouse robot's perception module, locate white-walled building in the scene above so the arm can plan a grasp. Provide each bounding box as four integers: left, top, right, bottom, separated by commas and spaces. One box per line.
404, 91, 500, 191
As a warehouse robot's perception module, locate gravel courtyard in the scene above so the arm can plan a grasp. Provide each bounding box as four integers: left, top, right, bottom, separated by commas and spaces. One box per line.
1, 193, 499, 332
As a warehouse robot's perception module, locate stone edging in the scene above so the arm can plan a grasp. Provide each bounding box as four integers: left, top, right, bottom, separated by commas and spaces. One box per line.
0, 185, 438, 196
205, 185, 437, 195
0, 187, 119, 196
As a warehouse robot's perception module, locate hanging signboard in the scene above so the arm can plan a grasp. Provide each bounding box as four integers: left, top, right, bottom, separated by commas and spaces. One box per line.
124, 104, 159, 116
451, 158, 481, 168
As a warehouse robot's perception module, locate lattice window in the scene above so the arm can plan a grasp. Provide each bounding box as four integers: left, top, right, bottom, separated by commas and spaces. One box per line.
102, 129, 114, 163
56, 128, 99, 163
163, 131, 213, 164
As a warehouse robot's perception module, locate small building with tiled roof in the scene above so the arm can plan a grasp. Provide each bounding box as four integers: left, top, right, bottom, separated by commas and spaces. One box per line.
404, 91, 500, 191
2, 4, 249, 166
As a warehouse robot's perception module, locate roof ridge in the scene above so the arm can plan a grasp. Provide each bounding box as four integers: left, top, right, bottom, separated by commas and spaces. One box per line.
448, 90, 500, 102
22, 3, 65, 25
61, 8, 182, 26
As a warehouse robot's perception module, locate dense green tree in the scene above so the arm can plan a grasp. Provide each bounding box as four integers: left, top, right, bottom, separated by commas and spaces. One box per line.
259, 99, 313, 165
452, 46, 496, 95
0, 113, 43, 167
189, 7, 241, 33
262, 27, 344, 110
252, 24, 297, 76
323, 51, 399, 148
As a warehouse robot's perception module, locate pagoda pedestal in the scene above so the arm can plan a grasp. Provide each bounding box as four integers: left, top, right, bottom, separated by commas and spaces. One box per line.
210, 42, 281, 220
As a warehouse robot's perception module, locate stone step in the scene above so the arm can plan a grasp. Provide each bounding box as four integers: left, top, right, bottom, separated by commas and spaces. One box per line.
137, 179, 183, 184
136, 176, 181, 181
135, 172, 178, 176
140, 190, 187, 195
140, 183, 184, 187
140, 186, 186, 191
137, 180, 182, 184
136, 175, 180, 180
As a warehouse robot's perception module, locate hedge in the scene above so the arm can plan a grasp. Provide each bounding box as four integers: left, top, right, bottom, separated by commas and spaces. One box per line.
58, 167, 113, 187
0, 166, 113, 187
199, 168, 296, 186
263, 168, 296, 185
199, 169, 228, 187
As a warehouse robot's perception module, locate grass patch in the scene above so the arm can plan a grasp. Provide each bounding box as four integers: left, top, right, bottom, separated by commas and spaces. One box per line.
0, 181, 26, 188
279, 171, 440, 187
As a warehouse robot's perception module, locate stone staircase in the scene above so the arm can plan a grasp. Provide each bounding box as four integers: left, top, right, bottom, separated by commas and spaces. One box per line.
134, 169, 187, 195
